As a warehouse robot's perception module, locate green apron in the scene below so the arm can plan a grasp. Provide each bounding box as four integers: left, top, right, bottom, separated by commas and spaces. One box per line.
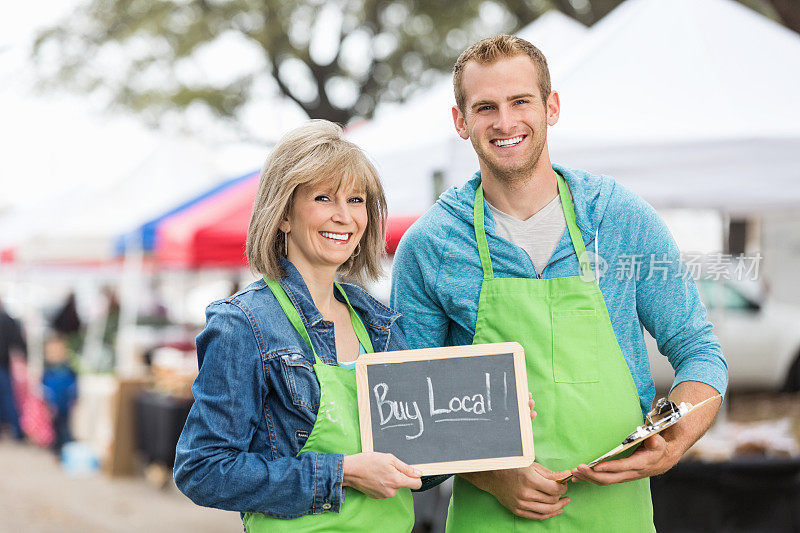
244, 280, 414, 533
446, 175, 654, 532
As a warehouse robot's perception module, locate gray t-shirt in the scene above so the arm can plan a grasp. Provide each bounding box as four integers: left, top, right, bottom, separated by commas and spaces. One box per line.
486, 194, 566, 276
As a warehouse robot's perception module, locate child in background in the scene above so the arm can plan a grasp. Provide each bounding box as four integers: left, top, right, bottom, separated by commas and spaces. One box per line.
42, 335, 77, 454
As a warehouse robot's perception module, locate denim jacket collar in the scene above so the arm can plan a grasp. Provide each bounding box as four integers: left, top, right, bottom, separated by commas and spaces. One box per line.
277, 257, 399, 333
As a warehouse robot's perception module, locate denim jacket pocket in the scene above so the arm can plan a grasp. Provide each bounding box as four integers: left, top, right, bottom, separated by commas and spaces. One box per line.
279, 351, 320, 411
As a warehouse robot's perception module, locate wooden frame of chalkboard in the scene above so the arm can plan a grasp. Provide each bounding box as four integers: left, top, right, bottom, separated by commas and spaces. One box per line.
355, 342, 534, 476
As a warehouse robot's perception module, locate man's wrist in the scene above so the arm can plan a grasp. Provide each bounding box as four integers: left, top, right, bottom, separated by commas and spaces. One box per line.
459, 470, 497, 494
662, 443, 679, 469
655, 435, 684, 473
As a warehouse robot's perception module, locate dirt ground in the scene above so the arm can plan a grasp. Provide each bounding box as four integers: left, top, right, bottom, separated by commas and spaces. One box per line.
0, 439, 241, 533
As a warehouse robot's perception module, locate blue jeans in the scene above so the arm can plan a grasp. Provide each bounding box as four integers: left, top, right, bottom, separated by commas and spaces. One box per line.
0, 367, 23, 440
52, 409, 73, 453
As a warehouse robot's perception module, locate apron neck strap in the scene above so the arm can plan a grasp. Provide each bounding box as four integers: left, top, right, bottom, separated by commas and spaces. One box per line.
473, 173, 594, 280
265, 278, 322, 363
556, 173, 594, 280
473, 184, 494, 281
265, 278, 375, 364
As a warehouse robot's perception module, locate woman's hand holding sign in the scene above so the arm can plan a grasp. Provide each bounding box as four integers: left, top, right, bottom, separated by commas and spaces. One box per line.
343, 453, 423, 499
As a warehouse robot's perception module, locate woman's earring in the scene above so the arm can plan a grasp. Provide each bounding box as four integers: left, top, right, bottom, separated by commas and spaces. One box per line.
352, 242, 361, 258
284, 231, 288, 256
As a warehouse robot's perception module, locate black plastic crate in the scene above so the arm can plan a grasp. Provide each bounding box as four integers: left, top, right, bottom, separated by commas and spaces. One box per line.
135, 390, 193, 467
651, 458, 800, 532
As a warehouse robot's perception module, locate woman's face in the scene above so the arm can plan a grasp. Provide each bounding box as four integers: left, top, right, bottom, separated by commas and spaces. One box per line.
281, 181, 368, 273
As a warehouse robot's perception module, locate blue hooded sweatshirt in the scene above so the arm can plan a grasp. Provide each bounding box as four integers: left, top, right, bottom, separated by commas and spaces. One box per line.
390, 165, 727, 417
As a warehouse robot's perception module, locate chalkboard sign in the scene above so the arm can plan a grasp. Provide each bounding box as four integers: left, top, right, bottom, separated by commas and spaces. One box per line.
355, 342, 533, 475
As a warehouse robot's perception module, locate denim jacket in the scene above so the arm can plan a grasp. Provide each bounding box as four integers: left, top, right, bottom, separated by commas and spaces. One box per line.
173, 259, 408, 518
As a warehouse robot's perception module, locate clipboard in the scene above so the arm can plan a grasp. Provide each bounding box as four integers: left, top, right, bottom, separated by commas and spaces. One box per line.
555, 394, 722, 483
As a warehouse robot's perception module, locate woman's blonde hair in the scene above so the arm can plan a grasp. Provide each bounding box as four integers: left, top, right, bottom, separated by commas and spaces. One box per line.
246, 120, 387, 282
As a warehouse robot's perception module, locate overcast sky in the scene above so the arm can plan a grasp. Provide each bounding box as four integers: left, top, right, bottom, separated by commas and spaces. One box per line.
0, 1, 288, 214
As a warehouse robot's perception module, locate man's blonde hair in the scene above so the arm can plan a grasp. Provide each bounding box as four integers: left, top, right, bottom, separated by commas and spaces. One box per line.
246, 120, 387, 282
453, 34, 551, 113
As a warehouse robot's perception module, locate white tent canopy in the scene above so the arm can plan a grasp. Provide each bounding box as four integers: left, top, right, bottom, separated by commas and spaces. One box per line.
346, 11, 589, 214
547, 0, 800, 213
350, 0, 800, 215
4, 138, 262, 263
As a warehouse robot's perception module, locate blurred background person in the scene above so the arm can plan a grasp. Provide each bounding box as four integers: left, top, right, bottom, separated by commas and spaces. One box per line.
51, 291, 84, 356
100, 286, 121, 372
41, 334, 78, 455
0, 297, 27, 442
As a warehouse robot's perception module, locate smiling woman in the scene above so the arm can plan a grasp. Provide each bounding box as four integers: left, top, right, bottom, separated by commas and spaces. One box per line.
280, 182, 368, 278
246, 121, 387, 283
173, 120, 421, 532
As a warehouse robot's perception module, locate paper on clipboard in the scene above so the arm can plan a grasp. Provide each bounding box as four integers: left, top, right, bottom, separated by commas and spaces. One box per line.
555, 394, 722, 483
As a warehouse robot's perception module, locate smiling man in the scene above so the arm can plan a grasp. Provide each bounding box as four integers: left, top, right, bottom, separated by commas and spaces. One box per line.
390, 35, 728, 532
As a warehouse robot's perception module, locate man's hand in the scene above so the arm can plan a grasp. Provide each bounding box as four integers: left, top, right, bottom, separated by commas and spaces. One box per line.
572, 381, 722, 486
461, 462, 570, 520
571, 433, 676, 485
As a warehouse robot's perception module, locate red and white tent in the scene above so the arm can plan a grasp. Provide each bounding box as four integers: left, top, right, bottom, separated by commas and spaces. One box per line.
156, 174, 419, 269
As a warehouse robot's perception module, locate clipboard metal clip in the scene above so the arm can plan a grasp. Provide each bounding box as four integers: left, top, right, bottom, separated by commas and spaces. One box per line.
622, 397, 691, 445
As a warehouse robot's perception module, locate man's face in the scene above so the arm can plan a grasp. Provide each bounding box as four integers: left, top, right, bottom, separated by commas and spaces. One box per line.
453, 55, 559, 184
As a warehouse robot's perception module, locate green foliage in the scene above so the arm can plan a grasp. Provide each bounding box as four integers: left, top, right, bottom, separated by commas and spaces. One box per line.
32, 0, 538, 131
31, 0, 793, 134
